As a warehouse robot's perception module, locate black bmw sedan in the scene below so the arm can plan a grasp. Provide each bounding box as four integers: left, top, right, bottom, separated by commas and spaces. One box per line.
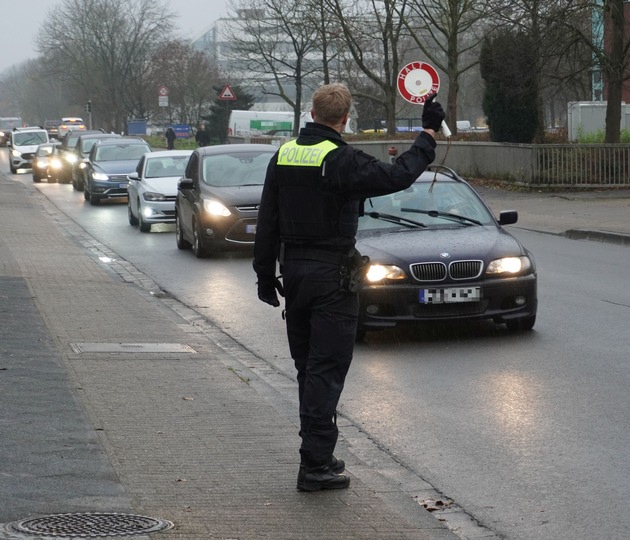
356, 166, 537, 337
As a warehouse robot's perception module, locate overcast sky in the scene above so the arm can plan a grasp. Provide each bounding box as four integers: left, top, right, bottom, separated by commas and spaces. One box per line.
0, 0, 229, 73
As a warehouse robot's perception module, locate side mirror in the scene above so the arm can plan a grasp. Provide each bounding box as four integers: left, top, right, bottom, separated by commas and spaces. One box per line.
128, 172, 139, 181
498, 210, 518, 226
178, 178, 194, 190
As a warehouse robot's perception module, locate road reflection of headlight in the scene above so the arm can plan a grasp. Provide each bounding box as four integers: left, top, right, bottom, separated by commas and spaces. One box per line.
203, 199, 231, 217
486, 256, 531, 275
366, 264, 407, 282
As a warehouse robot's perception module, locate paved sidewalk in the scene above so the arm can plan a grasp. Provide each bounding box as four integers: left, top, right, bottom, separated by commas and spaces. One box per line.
0, 176, 464, 539
1, 174, 628, 540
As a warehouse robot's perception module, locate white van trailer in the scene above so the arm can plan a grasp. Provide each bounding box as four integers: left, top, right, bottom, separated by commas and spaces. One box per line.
228, 109, 356, 136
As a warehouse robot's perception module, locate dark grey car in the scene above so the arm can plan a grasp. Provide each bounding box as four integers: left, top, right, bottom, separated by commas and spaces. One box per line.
175, 144, 276, 258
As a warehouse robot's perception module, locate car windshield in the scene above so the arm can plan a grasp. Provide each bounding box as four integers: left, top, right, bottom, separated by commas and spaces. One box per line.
145, 156, 189, 178
201, 151, 274, 187
359, 181, 495, 232
95, 144, 149, 162
13, 131, 47, 145
36, 145, 54, 156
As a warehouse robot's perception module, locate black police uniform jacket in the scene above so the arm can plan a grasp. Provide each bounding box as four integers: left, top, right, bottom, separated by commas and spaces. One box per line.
253, 122, 437, 280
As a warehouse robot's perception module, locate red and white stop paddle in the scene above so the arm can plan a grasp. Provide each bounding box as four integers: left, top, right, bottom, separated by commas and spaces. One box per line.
397, 61, 451, 138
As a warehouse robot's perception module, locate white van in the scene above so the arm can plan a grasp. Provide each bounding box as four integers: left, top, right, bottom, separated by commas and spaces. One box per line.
228, 109, 356, 137
8, 127, 49, 173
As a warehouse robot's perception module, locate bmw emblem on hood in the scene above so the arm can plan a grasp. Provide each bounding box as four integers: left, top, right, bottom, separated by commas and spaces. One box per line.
440, 252, 451, 259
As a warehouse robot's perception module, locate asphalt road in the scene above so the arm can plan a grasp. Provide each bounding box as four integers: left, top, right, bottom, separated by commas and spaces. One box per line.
5, 152, 630, 539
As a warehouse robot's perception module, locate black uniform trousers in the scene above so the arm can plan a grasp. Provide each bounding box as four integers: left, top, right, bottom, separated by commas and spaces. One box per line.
281, 257, 359, 468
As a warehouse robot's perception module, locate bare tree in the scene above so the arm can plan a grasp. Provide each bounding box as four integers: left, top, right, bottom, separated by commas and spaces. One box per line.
150, 40, 221, 125
325, 0, 412, 134
228, 0, 323, 135
556, 0, 629, 143
36, 0, 174, 131
400, 0, 489, 135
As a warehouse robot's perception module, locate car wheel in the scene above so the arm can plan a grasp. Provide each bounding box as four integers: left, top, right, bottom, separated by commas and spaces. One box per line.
505, 315, 536, 331
9, 164, 16, 174
90, 195, 101, 206
32, 172, 41, 183
175, 213, 191, 250
138, 205, 151, 233
128, 201, 138, 225
84, 186, 90, 201
192, 217, 208, 258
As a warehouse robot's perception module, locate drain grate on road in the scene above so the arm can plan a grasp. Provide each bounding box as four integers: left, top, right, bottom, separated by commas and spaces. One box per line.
10, 512, 173, 537
70, 342, 196, 354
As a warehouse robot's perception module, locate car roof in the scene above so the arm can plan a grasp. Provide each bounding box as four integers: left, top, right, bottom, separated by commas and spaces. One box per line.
77, 133, 120, 141
94, 137, 149, 146
145, 149, 192, 158
197, 143, 276, 156
13, 127, 46, 132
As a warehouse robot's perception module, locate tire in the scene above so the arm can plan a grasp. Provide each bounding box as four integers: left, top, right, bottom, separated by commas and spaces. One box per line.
505, 315, 536, 331
84, 187, 90, 201
175, 213, 191, 250
9, 164, 16, 174
32, 172, 42, 183
128, 201, 139, 226
138, 206, 151, 232
90, 195, 101, 206
192, 217, 208, 258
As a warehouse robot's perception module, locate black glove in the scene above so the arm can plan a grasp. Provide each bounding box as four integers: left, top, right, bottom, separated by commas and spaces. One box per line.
422, 93, 446, 131
257, 276, 284, 307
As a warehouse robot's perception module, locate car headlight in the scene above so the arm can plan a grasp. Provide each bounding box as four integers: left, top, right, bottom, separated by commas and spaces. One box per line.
203, 199, 231, 217
65, 153, 78, 164
485, 256, 532, 275
50, 157, 63, 170
36, 160, 48, 169
92, 172, 109, 181
11, 149, 21, 157
366, 264, 407, 282
143, 191, 167, 201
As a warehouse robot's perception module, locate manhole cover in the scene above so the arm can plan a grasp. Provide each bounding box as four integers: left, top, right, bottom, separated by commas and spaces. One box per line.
10, 512, 173, 537
70, 343, 196, 354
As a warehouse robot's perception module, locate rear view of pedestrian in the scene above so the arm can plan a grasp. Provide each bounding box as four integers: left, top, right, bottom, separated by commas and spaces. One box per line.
165, 127, 176, 150
195, 124, 210, 147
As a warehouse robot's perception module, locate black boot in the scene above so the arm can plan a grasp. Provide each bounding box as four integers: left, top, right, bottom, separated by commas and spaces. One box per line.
330, 455, 345, 473
299, 455, 345, 474
297, 465, 350, 492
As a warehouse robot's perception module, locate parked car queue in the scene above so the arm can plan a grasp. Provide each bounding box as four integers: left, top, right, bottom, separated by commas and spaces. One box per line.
5, 132, 538, 340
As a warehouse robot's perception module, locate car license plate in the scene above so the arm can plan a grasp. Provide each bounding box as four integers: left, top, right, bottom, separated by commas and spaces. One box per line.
420, 287, 481, 304
119, 183, 128, 188
246, 224, 256, 234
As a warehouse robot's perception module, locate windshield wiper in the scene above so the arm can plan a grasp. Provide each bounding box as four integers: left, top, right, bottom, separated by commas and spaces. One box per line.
401, 208, 482, 226
366, 211, 426, 228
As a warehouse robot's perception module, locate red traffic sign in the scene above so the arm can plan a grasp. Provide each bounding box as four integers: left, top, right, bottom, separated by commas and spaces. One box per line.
397, 62, 440, 104
158, 85, 169, 97
219, 84, 237, 101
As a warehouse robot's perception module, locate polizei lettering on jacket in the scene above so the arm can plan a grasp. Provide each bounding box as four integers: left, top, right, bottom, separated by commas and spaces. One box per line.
277, 140, 338, 167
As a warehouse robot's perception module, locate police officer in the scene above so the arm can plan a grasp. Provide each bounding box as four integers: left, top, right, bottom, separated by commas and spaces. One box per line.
253, 83, 445, 492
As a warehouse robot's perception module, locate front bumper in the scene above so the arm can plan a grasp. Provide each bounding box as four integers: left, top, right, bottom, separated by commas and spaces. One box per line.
359, 274, 537, 329
11, 153, 35, 169
140, 199, 176, 224
91, 177, 129, 199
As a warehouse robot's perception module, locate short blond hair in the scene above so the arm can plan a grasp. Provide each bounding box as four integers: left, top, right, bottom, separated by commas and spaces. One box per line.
311, 83, 352, 126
